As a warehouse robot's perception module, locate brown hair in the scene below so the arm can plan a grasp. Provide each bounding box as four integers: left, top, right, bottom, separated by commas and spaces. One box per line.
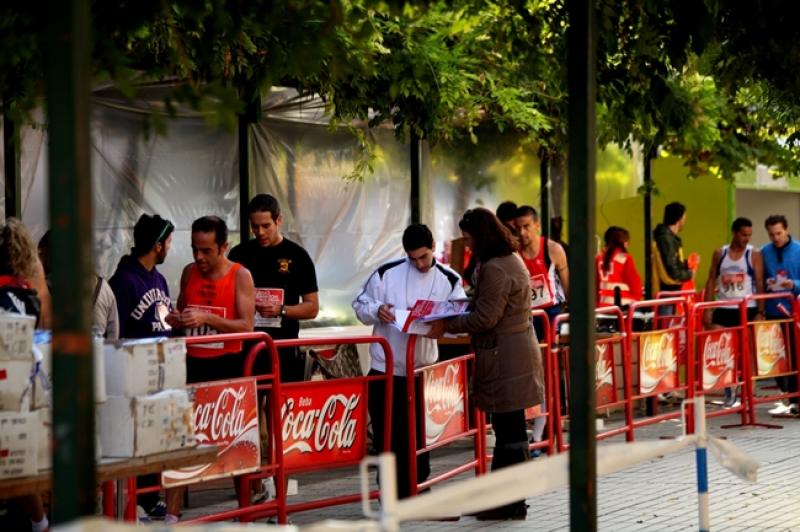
602, 226, 629, 273
458, 208, 518, 262
0, 218, 38, 281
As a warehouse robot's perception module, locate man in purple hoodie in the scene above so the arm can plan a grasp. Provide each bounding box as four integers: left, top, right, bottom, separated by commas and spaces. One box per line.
108, 213, 174, 520
110, 214, 174, 339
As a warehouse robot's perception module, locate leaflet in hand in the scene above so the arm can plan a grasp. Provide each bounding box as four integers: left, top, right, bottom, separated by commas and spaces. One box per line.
392, 298, 470, 335
255, 288, 284, 328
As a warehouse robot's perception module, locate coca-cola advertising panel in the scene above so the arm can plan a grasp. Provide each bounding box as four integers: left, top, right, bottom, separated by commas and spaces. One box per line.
753, 322, 790, 376
595, 343, 615, 406
162, 377, 260, 487
701, 330, 737, 391
281, 379, 367, 471
421, 359, 468, 447
639, 331, 678, 394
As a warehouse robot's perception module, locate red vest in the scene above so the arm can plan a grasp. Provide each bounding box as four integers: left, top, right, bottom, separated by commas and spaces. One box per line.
521, 237, 555, 309
183, 263, 242, 357
596, 250, 636, 306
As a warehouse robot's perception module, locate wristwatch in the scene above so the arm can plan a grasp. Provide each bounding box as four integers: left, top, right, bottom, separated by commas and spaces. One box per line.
280, 305, 287, 317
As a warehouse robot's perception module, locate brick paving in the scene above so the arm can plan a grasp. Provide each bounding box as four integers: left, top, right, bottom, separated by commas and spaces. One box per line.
183, 400, 800, 531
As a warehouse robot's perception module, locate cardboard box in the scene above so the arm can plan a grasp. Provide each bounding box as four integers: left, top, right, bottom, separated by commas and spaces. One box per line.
36, 407, 51, 471
0, 359, 33, 412
0, 411, 38, 478
98, 389, 196, 457
34, 336, 107, 407
104, 338, 186, 397
0, 312, 35, 361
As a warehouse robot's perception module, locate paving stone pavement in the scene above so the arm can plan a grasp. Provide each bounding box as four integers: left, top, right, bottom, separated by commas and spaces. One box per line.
182, 400, 800, 531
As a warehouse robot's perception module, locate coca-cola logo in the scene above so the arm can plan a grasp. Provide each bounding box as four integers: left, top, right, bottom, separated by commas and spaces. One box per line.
424, 362, 467, 446
703, 331, 734, 368
194, 386, 247, 442
281, 393, 360, 454
641, 333, 676, 371
595, 344, 613, 390
425, 364, 464, 416
756, 324, 786, 361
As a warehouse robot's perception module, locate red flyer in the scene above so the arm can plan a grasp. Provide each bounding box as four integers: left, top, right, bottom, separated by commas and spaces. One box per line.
254, 288, 284, 328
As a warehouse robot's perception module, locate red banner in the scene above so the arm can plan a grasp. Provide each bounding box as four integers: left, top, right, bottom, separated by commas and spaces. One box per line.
701, 330, 737, 391
422, 359, 468, 447
162, 377, 260, 487
753, 322, 790, 377
595, 343, 615, 406
281, 379, 367, 470
639, 331, 678, 394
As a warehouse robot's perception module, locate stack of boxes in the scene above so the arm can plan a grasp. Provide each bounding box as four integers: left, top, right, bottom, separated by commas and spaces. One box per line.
0, 313, 197, 481
0, 313, 45, 479
98, 338, 196, 457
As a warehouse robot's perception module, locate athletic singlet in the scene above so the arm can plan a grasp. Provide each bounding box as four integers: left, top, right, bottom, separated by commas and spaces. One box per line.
183, 262, 243, 357
715, 245, 756, 308
521, 237, 564, 308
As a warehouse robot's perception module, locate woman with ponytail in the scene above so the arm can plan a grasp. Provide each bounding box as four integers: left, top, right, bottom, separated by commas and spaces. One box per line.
595, 226, 643, 309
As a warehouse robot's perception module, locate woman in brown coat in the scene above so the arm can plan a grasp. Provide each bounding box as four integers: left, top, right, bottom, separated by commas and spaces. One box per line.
428, 207, 544, 520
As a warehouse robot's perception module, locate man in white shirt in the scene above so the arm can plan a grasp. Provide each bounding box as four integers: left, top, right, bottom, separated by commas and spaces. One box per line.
353, 224, 466, 498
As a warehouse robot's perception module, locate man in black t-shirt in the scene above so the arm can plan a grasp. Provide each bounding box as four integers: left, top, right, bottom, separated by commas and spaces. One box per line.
228, 194, 319, 382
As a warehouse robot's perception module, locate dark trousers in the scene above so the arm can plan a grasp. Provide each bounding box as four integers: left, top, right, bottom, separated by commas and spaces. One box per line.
367, 370, 430, 499
489, 409, 529, 509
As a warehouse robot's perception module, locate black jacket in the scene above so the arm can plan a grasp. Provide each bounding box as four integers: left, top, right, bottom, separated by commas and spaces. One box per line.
653, 223, 692, 288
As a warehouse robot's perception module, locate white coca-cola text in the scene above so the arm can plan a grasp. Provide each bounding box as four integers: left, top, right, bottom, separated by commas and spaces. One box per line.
642, 333, 676, 371
425, 363, 464, 416
703, 331, 735, 368
595, 344, 613, 389
194, 386, 247, 441
281, 393, 360, 454
756, 324, 786, 359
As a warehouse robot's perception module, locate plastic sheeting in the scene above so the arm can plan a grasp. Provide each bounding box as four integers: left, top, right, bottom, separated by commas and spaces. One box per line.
7, 86, 545, 325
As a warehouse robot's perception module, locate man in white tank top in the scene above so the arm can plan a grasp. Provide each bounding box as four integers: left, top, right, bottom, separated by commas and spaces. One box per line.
703, 217, 765, 406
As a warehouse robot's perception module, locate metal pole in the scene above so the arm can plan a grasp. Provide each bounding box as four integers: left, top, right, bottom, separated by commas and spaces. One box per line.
644, 147, 654, 298
410, 132, 421, 225
567, 0, 597, 530
45, 0, 95, 522
694, 398, 710, 532
540, 150, 550, 238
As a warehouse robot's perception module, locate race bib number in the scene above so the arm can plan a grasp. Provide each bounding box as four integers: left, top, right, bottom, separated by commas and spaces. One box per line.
720, 272, 746, 297
530, 273, 554, 308
186, 305, 226, 349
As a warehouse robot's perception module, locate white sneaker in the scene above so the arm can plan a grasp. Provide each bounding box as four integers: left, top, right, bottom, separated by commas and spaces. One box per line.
136, 505, 152, 524
769, 403, 792, 415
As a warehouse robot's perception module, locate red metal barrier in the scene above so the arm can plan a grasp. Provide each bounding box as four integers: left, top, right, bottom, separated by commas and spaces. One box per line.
742, 293, 800, 428
184, 335, 395, 524
527, 309, 556, 458
405, 335, 486, 496
690, 299, 749, 428
626, 297, 694, 437
552, 306, 633, 451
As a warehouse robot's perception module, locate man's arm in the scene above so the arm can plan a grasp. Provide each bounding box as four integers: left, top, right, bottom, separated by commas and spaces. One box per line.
352, 270, 390, 325
702, 248, 721, 328
656, 235, 692, 281
285, 292, 319, 320
549, 240, 569, 300
703, 249, 721, 303
165, 264, 191, 329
